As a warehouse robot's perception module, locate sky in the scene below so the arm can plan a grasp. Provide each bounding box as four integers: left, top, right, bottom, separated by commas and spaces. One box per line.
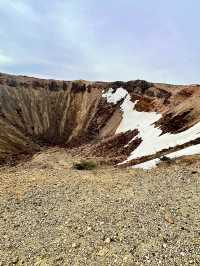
0, 0, 199, 84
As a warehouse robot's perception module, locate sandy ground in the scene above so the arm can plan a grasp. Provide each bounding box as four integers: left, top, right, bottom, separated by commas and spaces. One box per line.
0, 148, 200, 265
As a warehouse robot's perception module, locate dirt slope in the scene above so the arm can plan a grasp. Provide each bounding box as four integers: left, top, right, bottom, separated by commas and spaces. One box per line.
0, 148, 199, 265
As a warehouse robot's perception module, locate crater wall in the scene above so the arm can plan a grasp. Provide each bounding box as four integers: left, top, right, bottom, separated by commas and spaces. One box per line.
1, 73, 200, 166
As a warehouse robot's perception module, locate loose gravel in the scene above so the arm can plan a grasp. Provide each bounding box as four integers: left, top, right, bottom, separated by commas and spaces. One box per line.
0, 150, 199, 265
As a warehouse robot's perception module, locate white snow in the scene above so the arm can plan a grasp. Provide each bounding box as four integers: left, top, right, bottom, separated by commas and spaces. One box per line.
102, 87, 128, 104
167, 144, 200, 158
102, 87, 161, 134
126, 121, 200, 162
133, 158, 160, 170
102, 87, 200, 169
134, 144, 200, 170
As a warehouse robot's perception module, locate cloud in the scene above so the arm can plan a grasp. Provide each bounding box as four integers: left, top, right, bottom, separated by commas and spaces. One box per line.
0, 50, 13, 65
0, 0, 199, 84
1, 0, 38, 21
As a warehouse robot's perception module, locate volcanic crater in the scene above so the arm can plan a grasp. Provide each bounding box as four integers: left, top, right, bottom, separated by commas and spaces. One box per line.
1, 72, 200, 168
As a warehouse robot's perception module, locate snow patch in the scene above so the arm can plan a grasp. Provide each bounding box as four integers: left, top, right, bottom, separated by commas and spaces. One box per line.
133, 158, 160, 170
102, 87, 128, 104
127, 121, 200, 163
134, 144, 200, 170
167, 144, 200, 159
102, 87, 200, 169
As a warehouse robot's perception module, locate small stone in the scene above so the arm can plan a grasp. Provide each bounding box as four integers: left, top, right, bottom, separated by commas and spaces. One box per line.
97, 248, 109, 257
164, 211, 174, 224
104, 237, 111, 244
191, 171, 198, 174
123, 254, 133, 262
72, 243, 80, 248
162, 243, 167, 248
11, 256, 19, 264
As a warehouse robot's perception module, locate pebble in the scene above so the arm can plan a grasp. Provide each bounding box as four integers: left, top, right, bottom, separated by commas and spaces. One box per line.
104, 237, 111, 244
164, 211, 174, 224
72, 243, 79, 248
97, 248, 109, 257
123, 254, 133, 262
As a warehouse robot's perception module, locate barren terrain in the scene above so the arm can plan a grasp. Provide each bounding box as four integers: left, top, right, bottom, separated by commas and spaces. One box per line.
0, 73, 200, 265
0, 148, 199, 265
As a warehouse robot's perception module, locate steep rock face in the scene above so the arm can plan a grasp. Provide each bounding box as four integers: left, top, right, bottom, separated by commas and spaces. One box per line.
0, 73, 200, 166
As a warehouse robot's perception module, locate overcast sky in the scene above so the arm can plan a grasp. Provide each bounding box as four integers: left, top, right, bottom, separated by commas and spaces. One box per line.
0, 0, 199, 83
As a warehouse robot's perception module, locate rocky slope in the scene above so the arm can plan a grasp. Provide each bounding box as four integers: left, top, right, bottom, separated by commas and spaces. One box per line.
0, 72, 200, 167
0, 148, 199, 265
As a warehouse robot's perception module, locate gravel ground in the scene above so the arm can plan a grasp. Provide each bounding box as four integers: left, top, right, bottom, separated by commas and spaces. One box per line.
0, 149, 200, 265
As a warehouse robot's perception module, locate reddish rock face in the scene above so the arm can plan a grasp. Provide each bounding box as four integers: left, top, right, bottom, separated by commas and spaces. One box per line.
0, 72, 200, 165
